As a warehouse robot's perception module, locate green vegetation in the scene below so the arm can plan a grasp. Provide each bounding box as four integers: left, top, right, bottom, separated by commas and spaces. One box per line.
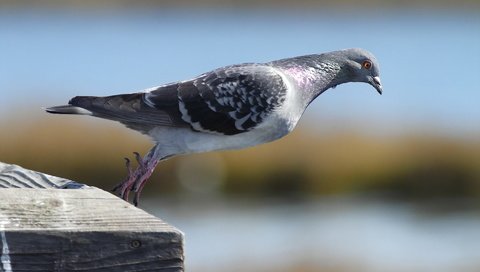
2, 116, 479, 201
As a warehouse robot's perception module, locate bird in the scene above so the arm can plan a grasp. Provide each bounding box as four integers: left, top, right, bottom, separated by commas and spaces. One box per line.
46, 48, 382, 206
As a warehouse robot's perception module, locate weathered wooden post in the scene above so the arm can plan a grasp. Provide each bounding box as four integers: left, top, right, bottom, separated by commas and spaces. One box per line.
0, 162, 184, 271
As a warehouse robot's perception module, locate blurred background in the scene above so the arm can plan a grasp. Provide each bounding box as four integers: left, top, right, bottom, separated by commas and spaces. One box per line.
1, 1, 480, 271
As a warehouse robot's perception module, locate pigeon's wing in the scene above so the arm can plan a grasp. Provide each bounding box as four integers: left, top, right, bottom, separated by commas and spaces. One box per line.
67, 64, 288, 135
145, 64, 288, 135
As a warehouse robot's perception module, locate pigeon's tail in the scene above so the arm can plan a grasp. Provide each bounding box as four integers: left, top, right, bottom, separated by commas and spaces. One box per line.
45, 96, 101, 115
44, 105, 93, 115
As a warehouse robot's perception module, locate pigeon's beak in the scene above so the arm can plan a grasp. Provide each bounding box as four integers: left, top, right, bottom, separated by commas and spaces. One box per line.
369, 76, 383, 95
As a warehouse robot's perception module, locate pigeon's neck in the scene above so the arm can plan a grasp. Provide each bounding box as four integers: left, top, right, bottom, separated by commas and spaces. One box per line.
272, 56, 345, 106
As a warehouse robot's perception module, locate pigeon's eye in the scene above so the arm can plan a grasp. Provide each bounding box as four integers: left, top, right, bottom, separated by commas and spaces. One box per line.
362, 60, 372, 70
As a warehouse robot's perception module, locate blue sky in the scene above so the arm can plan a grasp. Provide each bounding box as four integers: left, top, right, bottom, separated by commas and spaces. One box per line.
1, 8, 479, 137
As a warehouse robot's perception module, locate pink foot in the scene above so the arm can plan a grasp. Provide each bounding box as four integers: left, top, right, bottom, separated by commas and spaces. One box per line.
112, 156, 136, 201
132, 158, 159, 206
112, 151, 159, 206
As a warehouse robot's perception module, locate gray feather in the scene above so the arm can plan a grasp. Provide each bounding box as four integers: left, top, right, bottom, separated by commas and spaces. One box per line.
45, 105, 92, 115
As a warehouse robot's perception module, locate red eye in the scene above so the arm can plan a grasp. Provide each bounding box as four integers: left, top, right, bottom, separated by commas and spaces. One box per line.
362, 60, 372, 69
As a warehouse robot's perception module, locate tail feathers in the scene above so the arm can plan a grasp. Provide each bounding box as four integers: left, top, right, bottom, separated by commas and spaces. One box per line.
44, 105, 92, 115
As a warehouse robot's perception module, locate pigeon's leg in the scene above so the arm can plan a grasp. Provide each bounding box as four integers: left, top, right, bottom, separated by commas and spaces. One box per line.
131, 145, 174, 206
113, 151, 155, 203
112, 157, 138, 201
131, 153, 175, 205
112, 144, 170, 205
131, 156, 161, 206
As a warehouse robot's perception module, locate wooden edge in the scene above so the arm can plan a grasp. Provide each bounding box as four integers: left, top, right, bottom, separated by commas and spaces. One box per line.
0, 162, 88, 189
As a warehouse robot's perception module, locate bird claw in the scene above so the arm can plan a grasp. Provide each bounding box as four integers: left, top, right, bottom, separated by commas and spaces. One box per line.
125, 157, 131, 168
133, 152, 144, 166
133, 192, 141, 207
111, 157, 133, 192
112, 151, 160, 206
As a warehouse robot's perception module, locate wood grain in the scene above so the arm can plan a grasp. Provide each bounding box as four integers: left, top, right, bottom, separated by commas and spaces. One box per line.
0, 162, 184, 271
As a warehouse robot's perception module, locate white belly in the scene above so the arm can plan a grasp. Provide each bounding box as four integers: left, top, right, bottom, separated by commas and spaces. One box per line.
148, 111, 298, 156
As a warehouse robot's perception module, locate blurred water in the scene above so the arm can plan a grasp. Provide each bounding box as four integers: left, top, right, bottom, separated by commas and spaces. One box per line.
1, 8, 480, 136
144, 196, 480, 272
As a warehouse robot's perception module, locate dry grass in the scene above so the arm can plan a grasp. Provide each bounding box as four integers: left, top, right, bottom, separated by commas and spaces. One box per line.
1, 115, 479, 199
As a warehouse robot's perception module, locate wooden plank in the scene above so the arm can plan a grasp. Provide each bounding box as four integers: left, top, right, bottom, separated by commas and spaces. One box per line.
0, 162, 86, 189
0, 163, 184, 271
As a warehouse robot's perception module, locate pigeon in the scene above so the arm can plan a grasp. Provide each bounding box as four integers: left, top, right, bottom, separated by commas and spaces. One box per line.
46, 48, 382, 206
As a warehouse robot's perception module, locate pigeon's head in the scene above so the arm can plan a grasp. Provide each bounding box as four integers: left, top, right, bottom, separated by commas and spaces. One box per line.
334, 48, 383, 94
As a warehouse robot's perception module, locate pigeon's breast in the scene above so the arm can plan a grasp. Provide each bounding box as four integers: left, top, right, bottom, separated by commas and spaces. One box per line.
148, 120, 290, 154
